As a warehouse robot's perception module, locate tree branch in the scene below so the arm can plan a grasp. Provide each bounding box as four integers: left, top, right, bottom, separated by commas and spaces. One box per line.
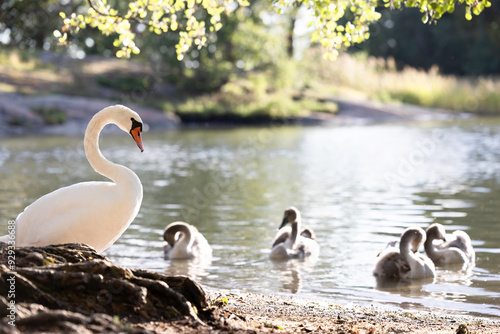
86, 0, 120, 18
85, 0, 157, 28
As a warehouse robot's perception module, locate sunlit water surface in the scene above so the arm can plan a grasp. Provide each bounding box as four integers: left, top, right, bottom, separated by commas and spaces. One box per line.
1, 119, 500, 318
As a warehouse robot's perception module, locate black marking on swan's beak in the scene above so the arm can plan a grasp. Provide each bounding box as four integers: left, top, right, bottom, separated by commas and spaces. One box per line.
129, 118, 144, 152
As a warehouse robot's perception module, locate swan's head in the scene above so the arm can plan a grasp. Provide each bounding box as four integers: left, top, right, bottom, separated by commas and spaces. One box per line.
279, 206, 301, 229
163, 221, 190, 246
426, 223, 447, 242
106, 105, 144, 152
401, 227, 426, 252
453, 230, 472, 244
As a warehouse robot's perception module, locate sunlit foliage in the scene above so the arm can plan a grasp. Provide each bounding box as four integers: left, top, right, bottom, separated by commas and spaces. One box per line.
387, 0, 491, 23
55, 0, 492, 60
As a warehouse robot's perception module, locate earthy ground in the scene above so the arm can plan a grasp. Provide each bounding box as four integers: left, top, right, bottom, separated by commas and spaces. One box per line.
139, 290, 500, 334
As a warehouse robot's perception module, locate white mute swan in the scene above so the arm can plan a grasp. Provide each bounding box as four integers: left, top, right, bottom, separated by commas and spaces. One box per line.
163, 222, 212, 260
425, 223, 475, 265
373, 227, 435, 280
270, 206, 319, 260
0, 105, 144, 253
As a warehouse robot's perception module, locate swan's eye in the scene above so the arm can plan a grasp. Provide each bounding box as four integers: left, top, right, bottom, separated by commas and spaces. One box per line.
130, 117, 143, 132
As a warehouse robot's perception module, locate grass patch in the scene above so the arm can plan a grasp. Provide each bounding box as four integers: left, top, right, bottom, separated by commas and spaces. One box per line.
96, 75, 151, 92
33, 106, 67, 125
161, 92, 338, 122
264, 322, 284, 330
160, 68, 338, 122
303, 48, 500, 114
0, 49, 44, 71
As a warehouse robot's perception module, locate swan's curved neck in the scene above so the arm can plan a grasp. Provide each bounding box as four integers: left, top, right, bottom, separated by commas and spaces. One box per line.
165, 224, 192, 247
84, 111, 132, 183
290, 219, 300, 245
424, 237, 438, 258
399, 237, 414, 262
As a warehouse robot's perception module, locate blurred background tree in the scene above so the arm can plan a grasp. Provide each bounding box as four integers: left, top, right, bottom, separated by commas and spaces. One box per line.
0, 0, 497, 98
359, 1, 500, 76
143, 0, 290, 93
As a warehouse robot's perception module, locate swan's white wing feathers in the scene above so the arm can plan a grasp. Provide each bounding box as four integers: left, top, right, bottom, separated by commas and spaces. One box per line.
434, 231, 475, 264
191, 232, 213, 258
15, 181, 139, 252
271, 226, 291, 248
373, 247, 409, 279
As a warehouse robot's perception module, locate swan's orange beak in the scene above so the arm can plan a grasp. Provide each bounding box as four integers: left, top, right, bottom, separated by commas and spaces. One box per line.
130, 127, 144, 152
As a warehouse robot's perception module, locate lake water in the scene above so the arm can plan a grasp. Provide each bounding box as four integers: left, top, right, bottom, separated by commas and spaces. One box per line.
1, 118, 500, 318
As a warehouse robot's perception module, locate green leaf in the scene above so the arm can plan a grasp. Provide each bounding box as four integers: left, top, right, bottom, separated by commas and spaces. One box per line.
465, 8, 472, 20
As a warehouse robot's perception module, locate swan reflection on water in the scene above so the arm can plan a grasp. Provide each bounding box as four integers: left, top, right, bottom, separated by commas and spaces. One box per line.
271, 257, 318, 294
163, 256, 212, 279
375, 275, 435, 298
374, 265, 480, 315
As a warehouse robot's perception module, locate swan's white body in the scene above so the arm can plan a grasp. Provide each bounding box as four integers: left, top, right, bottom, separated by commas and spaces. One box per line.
0, 105, 144, 252
425, 223, 475, 265
270, 206, 319, 260
163, 222, 212, 260
373, 227, 435, 280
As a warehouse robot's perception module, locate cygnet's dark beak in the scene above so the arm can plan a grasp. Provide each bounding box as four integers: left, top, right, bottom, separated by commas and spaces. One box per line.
278, 217, 288, 229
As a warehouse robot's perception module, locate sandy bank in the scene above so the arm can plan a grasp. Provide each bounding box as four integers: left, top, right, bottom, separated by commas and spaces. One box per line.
140, 290, 500, 334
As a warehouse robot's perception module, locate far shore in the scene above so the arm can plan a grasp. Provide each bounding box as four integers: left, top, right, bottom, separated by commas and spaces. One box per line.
0, 92, 474, 138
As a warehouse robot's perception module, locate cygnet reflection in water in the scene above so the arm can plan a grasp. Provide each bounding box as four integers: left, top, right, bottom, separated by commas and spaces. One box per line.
271, 255, 318, 294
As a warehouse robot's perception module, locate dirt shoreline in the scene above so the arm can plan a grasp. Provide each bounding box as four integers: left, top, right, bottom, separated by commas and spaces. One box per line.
139, 289, 500, 334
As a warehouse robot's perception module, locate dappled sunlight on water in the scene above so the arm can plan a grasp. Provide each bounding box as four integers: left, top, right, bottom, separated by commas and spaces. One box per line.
1, 119, 500, 317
